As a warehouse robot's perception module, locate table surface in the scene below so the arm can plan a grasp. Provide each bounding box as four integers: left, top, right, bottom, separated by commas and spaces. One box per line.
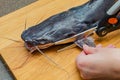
0, 0, 120, 80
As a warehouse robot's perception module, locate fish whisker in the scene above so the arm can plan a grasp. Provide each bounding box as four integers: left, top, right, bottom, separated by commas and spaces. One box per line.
35, 46, 58, 66
35, 46, 70, 80
12, 52, 33, 70
1, 37, 22, 43
24, 16, 27, 30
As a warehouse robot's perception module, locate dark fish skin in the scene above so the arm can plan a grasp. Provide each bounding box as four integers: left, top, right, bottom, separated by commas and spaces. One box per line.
21, 0, 116, 47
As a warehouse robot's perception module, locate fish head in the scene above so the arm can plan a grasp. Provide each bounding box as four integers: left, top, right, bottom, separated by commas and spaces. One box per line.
21, 23, 83, 51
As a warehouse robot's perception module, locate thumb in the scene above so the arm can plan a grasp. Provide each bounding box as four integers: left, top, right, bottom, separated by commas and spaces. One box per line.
83, 45, 96, 55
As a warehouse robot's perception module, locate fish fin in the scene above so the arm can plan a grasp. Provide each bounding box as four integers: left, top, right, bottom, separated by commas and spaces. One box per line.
75, 37, 96, 49
57, 43, 77, 52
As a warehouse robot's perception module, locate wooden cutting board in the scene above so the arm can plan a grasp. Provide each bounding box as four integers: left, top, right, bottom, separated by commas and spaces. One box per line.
0, 0, 120, 80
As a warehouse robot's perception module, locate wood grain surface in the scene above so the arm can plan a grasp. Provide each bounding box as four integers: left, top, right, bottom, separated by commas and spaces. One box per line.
0, 0, 120, 80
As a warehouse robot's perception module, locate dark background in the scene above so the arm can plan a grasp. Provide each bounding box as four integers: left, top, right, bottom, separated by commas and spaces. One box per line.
0, 0, 37, 17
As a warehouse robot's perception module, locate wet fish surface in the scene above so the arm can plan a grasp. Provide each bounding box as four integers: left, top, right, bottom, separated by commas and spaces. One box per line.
21, 0, 116, 51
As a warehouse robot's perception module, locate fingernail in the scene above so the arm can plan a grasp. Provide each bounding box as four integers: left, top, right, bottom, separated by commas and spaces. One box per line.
83, 44, 89, 49
107, 44, 116, 48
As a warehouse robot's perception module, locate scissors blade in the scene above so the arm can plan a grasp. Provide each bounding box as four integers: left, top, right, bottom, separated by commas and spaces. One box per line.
55, 27, 97, 45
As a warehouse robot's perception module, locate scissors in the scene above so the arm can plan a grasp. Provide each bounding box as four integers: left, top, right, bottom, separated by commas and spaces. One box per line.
55, 0, 120, 52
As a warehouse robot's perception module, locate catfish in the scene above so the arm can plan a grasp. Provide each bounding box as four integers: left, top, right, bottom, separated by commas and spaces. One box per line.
21, 0, 116, 52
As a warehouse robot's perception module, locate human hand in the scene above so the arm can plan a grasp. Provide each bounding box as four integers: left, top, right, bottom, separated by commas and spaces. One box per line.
76, 44, 120, 80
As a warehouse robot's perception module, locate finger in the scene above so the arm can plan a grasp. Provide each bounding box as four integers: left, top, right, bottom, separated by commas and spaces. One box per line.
76, 51, 95, 70
80, 51, 86, 56
76, 51, 88, 70
80, 70, 91, 80
107, 44, 116, 48
96, 44, 102, 48
81, 73, 88, 80
83, 45, 96, 54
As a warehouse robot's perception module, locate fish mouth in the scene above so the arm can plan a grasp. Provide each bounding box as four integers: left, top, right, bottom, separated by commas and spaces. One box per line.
24, 42, 55, 52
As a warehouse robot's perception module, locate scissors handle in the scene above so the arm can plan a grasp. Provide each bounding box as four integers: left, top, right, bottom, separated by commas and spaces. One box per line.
96, 0, 120, 37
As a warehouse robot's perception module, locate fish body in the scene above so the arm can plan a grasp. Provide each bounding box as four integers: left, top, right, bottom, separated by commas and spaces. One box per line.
21, 0, 116, 51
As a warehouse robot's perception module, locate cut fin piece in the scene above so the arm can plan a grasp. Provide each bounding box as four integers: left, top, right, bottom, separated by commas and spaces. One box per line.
57, 37, 96, 52
57, 43, 77, 52
75, 37, 96, 49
